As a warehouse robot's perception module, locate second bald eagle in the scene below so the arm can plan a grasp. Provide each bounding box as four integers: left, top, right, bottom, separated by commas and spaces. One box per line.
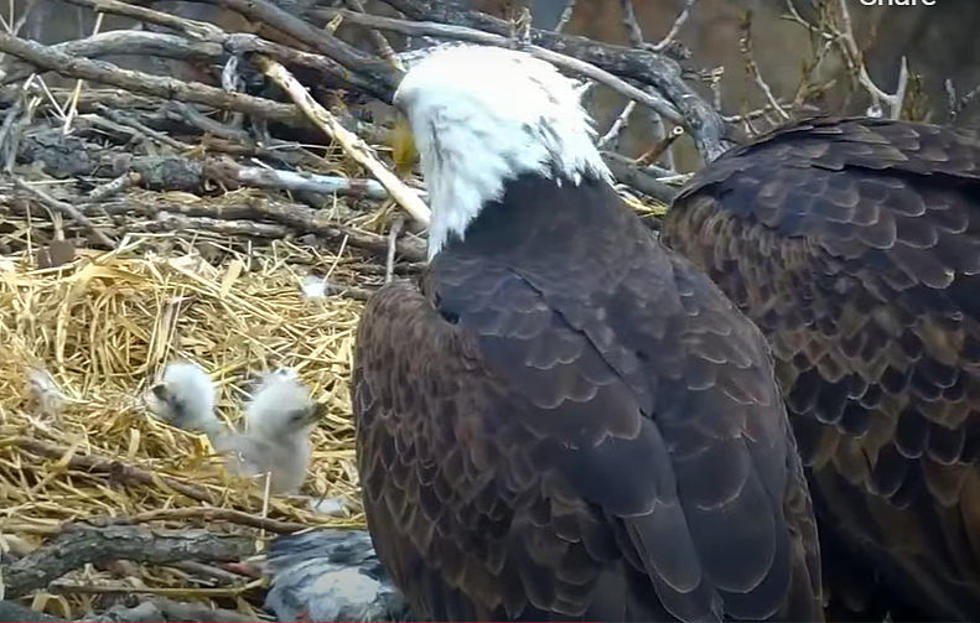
351, 44, 823, 621
663, 116, 980, 620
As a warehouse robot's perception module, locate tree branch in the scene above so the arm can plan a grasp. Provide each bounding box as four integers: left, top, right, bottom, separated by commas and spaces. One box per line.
201, 0, 401, 98
2, 524, 255, 599
0, 31, 221, 86
0, 32, 305, 126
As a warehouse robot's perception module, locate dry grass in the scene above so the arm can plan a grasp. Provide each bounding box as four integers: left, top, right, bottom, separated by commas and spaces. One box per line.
0, 228, 373, 615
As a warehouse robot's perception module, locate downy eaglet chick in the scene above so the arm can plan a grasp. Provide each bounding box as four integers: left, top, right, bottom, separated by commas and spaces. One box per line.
221, 369, 321, 495
145, 361, 223, 438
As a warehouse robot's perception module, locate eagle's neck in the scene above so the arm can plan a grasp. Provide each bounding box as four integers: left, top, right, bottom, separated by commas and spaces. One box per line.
433, 171, 631, 267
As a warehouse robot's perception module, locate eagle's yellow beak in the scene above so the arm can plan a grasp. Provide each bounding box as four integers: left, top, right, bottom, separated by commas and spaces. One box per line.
391, 112, 418, 178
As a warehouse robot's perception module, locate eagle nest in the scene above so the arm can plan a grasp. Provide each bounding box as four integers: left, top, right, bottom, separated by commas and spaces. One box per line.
0, 194, 373, 619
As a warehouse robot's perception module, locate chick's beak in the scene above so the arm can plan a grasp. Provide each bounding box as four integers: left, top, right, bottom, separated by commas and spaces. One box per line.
303, 402, 328, 425
391, 112, 418, 178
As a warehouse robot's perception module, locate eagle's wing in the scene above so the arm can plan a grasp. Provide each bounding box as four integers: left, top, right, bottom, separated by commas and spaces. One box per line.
352, 237, 821, 621
662, 116, 980, 618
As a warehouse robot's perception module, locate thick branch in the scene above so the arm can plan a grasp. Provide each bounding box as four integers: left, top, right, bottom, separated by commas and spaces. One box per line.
124, 507, 307, 534
14, 177, 116, 247
200, 0, 401, 98
2, 524, 254, 599
223, 33, 390, 100
56, 0, 225, 41
0, 32, 221, 86
2, 188, 428, 261
206, 155, 393, 200
0, 32, 304, 126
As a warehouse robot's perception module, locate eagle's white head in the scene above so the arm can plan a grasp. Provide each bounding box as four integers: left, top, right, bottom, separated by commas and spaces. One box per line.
392, 44, 611, 259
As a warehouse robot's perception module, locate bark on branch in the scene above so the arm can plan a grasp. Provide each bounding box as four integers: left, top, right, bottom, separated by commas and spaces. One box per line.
2, 524, 255, 599
0, 32, 305, 126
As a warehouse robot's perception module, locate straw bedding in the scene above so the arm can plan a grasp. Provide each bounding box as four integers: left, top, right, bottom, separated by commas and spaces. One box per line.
0, 214, 378, 617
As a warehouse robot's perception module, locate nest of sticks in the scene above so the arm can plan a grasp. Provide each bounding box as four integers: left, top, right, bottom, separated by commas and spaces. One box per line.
0, 0, 699, 619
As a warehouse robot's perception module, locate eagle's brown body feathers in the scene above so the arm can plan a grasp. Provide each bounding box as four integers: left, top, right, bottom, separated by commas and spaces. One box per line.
662, 116, 980, 620
353, 174, 823, 621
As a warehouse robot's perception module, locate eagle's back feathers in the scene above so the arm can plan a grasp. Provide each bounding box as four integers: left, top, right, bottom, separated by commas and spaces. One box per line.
663, 115, 980, 620
353, 174, 822, 621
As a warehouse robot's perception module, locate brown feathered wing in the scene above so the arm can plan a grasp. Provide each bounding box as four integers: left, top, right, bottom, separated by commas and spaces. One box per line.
663, 116, 980, 620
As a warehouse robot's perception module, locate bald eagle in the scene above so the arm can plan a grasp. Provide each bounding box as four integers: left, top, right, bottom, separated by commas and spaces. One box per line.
351, 44, 823, 621
661, 116, 980, 621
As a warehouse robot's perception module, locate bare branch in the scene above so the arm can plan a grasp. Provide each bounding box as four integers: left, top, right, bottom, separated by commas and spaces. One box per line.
946, 78, 980, 121
57, 0, 224, 41
0, 31, 222, 87
136, 211, 291, 238
205, 155, 395, 200
86, 171, 141, 202
553, 0, 578, 34
636, 125, 685, 167
124, 507, 307, 534
386, 215, 405, 284
646, 108, 674, 171
597, 100, 637, 149
2, 185, 428, 261
12, 437, 219, 504
652, 0, 697, 52
836, 0, 906, 119
601, 152, 678, 205
739, 11, 789, 120
620, 0, 645, 48
344, 0, 405, 71
200, 0, 401, 96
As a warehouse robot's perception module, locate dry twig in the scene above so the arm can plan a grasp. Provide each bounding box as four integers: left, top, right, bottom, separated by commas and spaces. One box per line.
254, 55, 432, 227
125, 507, 307, 534
12, 437, 219, 505
13, 177, 115, 247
